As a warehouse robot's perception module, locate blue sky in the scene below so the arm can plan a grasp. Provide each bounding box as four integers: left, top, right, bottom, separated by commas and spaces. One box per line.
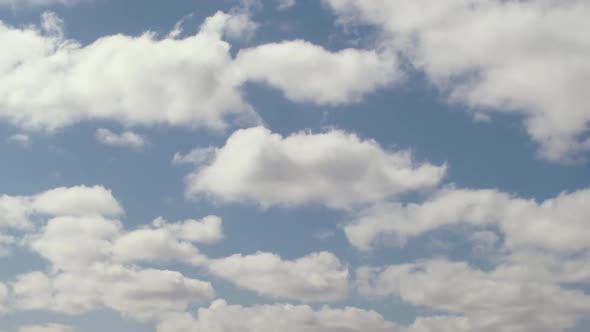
1, 1, 590, 331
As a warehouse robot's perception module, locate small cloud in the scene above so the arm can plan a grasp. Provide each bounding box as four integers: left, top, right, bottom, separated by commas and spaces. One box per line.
95, 128, 148, 150
314, 229, 335, 241
7, 134, 31, 146
172, 147, 216, 166
276, 0, 295, 11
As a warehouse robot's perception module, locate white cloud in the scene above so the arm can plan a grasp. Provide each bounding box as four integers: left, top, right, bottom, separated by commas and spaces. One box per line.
1, 185, 221, 321
17, 324, 74, 332
0, 185, 122, 230
157, 300, 398, 332
208, 251, 349, 302
29, 215, 123, 271
182, 127, 446, 209
152, 216, 223, 244
31, 185, 123, 218
345, 187, 590, 252
11, 264, 215, 321
0, 11, 258, 132
233, 40, 399, 105
112, 227, 204, 265
7, 134, 30, 146
202, 10, 259, 41
357, 259, 590, 332
0, 12, 396, 134
325, 0, 590, 162
95, 128, 147, 150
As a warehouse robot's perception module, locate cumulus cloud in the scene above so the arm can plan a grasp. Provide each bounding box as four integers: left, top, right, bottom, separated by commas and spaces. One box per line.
208, 251, 349, 302
95, 128, 148, 150
11, 265, 215, 321
345, 187, 590, 252
325, 0, 590, 162
233, 40, 399, 105
357, 259, 590, 332
0, 11, 258, 132
156, 300, 398, 332
0, 11, 397, 133
182, 127, 445, 209
0, 185, 122, 230
1, 186, 221, 321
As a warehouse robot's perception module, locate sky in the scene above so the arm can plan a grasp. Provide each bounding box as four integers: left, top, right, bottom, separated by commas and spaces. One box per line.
1, 0, 590, 331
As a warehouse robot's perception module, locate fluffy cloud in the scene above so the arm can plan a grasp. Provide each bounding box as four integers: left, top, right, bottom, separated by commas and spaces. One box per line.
0, 11, 397, 133
0, 185, 122, 229
17, 325, 74, 332
11, 265, 215, 321
345, 187, 590, 252
233, 40, 398, 105
208, 251, 348, 302
2, 185, 221, 321
325, 0, 590, 162
157, 300, 398, 332
95, 128, 147, 150
182, 127, 445, 209
16, 214, 217, 320
357, 259, 590, 332
0, 11, 257, 132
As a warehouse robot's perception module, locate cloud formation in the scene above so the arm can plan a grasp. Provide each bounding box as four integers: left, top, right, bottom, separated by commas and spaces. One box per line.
357, 259, 590, 332
0, 11, 397, 133
0, 186, 220, 321
345, 187, 590, 252
208, 251, 349, 302
95, 128, 148, 149
157, 300, 398, 332
0, 185, 122, 229
181, 127, 445, 209
325, 0, 590, 162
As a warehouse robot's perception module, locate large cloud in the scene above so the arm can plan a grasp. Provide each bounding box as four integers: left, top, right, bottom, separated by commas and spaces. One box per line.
0, 11, 398, 133
181, 127, 445, 209
0, 11, 257, 132
11, 265, 215, 321
325, 0, 590, 162
156, 300, 398, 332
1, 185, 222, 321
357, 259, 590, 332
207, 251, 349, 302
345, 187, 590, 252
